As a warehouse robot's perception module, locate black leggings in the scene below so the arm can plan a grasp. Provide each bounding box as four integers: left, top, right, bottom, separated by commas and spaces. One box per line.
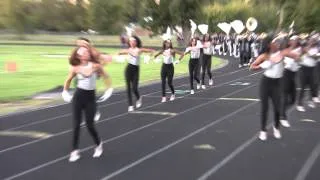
72, 88, 100, 150
189, 58, 200, 90
298, 66, 318, 105
161, 63, 175, 97
201, 54, 212, 83
260, 76, 281, 131
240, 52, 250, 65
280, 69, 297, 119
125, 64, 140, 106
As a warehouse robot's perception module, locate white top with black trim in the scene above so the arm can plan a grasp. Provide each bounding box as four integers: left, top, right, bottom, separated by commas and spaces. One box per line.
284, 47, 301, 72
163, 49, 174, 64
300, 47, 318, 67
263, 52, 284, 79
128, 47, 140, 66
77, 62, 97, 90
203, 42, 213, 55
185, 47, 200, 59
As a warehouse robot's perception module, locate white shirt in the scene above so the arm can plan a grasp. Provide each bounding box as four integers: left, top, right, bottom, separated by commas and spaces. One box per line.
203, 42, 213, 55
128, 47, 140, 66
284, 47, 301, 72
162, 49, 174, 64
300, 47, 318, 67
185, 46, 200, 59
76, 63, 97, 90
263, 52, 284, 79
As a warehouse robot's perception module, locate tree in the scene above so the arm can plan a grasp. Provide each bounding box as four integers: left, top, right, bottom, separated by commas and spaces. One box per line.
90, 0, 126, 34
142, 0, 205, 44
0, 0, 10, 28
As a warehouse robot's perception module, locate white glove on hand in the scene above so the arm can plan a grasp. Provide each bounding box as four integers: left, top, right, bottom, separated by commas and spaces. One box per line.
97, 88, 113, 103
259, 61, 272, 69
62, 90, 73, 103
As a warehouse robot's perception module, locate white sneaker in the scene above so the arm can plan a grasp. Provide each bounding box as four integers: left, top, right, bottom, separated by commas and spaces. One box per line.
312, 97, 320, 103
94, 111, 101, 122
308, 101, 316, 108
69, 150, 80, 162
201, 85, 206, 89
136, 98, 142, 108
128, 106, 134, 112
259, 131, 267, 141
190, 90, 195, 95
209, 79, 213, 86
196, 84, 201, 90
296, 106, 305, 112
93, 143, 103, 158
161, 97, 166, 103
169, 94, 175, 101
280, 120, 291, 128
239, 64, 243, 68
273, 126, 281, 139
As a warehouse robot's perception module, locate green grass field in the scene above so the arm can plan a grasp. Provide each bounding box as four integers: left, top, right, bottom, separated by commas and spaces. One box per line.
0, 45, 224, 102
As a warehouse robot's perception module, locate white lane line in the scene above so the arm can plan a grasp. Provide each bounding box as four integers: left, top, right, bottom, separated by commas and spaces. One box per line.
3, 81, 259, 180
130, 111, 177, 116
100, 102, 258, 180
294, 142, 320, 180
218, 98, 260, 102
0, 131, 52, 139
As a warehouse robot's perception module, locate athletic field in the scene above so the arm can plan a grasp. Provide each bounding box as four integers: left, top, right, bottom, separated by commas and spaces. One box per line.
0, 45, 223, 101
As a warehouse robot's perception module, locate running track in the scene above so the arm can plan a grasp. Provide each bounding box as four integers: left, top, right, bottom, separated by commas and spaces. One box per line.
0, 56, 319, 180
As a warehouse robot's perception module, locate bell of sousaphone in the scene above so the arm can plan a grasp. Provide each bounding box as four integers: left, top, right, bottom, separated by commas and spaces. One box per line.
246, 17, 258, 32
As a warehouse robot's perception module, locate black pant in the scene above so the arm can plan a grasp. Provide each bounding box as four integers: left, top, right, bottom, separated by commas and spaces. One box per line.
189, 58, 200, 90
125, 64, 140, 106
201, 54, 212, 83
280, 69, 297, 119
72, 88, 100, 150
260, 76, 281, 131
161, 63, 175, 97
240, 52, 250, 65
298, 66, 318, 105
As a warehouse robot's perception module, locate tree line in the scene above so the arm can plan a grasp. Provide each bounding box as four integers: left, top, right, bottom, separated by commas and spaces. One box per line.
0, 0, 318, 35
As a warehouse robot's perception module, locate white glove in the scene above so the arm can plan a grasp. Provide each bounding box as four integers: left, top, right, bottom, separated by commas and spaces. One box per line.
97, 88, 113, 103
259, 61, 272, 69
62, 90, 73, 103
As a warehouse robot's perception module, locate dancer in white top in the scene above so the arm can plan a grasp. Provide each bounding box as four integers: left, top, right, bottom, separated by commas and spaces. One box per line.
62, 46, 111, 162
179, 37, 202, 94
154, 40, 183, 102
250, 35, 298, 141
119, 36, 155, 112
296, 37, 320, 111
201, 34, 214, 89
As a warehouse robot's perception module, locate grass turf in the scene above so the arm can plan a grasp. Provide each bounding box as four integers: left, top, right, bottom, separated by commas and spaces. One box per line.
0, 45, 223, 102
